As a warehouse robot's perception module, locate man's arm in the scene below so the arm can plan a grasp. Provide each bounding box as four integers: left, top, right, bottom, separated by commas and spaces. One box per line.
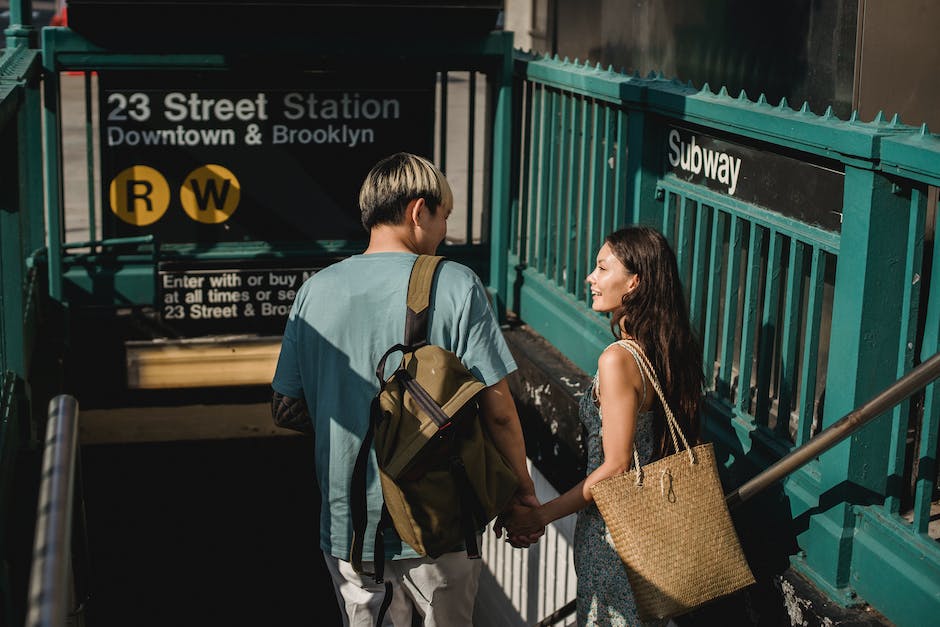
478, 378, 544, 546
271, 391, 313, 434
478, 378, 532, 491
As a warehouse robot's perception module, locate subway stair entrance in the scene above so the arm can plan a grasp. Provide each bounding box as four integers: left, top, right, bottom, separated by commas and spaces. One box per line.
77, 403, 342, 627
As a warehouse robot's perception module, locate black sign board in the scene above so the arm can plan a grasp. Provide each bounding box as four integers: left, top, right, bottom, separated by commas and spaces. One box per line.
99, 71, 435, 244
158, 266, 320, 335
664, 126, 845, 232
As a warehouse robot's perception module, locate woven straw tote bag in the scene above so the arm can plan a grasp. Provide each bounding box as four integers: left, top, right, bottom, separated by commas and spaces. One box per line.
589, 340, 755, 621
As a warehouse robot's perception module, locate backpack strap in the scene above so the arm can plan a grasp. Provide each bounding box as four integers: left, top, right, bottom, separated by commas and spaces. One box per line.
404, 255, 444, 347
349, 403, 397, 584
406, 255, 483, 558
349, 254, 444, 582
349, 396, 379, 577
450, 454, 484, 559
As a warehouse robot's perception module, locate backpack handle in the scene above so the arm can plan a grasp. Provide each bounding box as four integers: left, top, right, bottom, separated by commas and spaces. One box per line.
375, 343, 408, 385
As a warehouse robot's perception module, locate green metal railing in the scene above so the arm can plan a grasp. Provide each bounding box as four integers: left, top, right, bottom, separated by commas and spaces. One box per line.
505, 53, 940, 626
0, 44, 43, 382
656, 178, 837, 449
842, 130, 940, 625
0, 10, 49, 624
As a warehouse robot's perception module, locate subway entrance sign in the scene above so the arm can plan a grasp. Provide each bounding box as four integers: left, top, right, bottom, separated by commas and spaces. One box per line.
156, 263, 337, 336
664, 124, 845, 232
99, 71, 435, 243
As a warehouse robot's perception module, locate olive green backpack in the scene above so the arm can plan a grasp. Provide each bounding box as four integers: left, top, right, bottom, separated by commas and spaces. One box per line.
349, 255, 518, 582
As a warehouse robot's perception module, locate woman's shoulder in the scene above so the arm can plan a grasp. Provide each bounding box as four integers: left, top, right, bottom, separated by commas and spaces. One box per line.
598, 339, 643, 364
596, 341, 644, 381
598, 340, 629, 362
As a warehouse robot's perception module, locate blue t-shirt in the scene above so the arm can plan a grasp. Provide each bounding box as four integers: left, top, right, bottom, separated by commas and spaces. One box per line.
272, 252, 517, 561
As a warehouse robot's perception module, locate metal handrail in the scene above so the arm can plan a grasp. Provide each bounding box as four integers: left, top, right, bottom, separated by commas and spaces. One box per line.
725, 349, 940, 509
535, 351, 940, 626
26, 395, 80, 627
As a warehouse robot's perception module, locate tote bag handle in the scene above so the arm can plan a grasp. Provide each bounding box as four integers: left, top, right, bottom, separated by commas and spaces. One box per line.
617, 339, 696, 485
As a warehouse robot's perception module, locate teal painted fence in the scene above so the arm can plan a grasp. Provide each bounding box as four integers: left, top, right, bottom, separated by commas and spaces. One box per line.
0, 38, 47, 627
503, 53, 940, 626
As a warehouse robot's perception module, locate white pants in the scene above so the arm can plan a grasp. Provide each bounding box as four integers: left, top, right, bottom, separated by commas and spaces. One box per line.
322, 547, 482, 627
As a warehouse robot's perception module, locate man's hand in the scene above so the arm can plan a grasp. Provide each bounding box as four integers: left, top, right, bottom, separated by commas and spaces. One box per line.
493, 492, 544, 548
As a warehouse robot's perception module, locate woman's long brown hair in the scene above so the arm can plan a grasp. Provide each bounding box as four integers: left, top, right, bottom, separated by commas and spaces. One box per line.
605, 226, 705, 457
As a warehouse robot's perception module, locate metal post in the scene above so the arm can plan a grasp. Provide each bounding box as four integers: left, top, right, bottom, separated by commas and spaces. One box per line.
488, 31, 514, 317
41, 47, 64, 301
4, 0, 36, 48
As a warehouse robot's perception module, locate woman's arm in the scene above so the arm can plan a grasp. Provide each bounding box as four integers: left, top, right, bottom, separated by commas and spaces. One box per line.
505, 345, 646, 535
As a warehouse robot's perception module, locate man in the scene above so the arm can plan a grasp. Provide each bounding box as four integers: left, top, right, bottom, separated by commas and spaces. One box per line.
271, 152, 541, 626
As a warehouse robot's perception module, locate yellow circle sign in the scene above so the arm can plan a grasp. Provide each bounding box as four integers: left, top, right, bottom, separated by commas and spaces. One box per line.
179, 164, 241, 224
109, 165, 170, 226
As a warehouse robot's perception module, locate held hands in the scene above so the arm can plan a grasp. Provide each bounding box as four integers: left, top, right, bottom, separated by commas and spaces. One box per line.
493, 491, 545, 548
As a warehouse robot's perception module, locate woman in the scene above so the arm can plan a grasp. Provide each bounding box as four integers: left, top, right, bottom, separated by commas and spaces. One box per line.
505, 226, 704, 626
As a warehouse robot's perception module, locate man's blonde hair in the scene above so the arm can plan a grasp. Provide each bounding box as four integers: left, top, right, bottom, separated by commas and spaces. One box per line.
359, 152, 452, 230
